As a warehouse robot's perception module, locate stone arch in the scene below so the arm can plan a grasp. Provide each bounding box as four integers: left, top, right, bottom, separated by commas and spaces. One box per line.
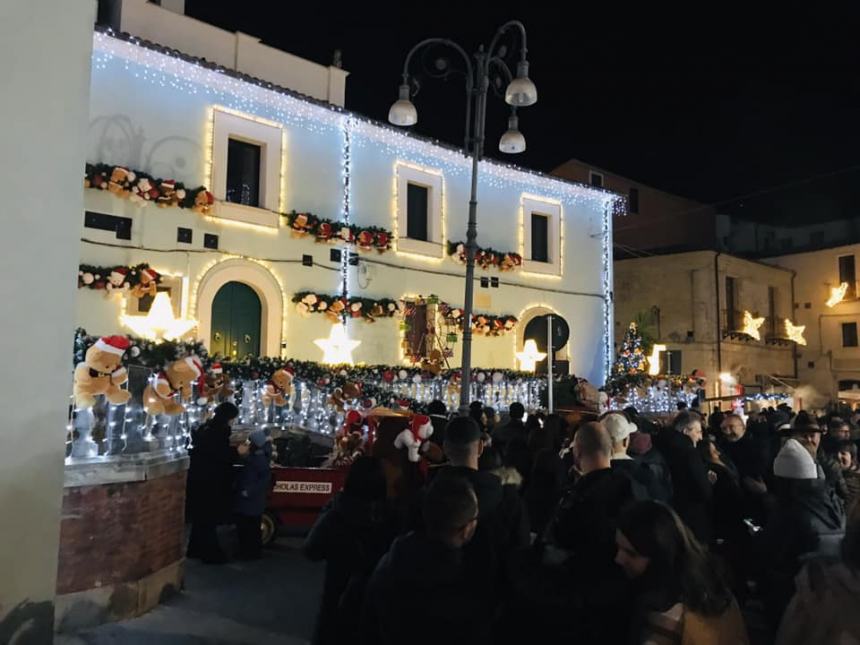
195, 259, 283, 357
517, 305, 571, 362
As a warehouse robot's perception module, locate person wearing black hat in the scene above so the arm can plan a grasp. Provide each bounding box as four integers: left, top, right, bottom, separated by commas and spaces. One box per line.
791, 413, 848, 500
187, 401, 239, 564
426, 400, 449, 451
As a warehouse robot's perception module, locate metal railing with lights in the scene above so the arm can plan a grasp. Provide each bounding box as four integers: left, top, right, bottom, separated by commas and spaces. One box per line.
65, 369, 546, 464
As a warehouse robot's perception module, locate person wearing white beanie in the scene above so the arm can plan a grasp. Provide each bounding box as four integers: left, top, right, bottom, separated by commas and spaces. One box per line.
756, 439, 846, 631
773, 439, 819, 480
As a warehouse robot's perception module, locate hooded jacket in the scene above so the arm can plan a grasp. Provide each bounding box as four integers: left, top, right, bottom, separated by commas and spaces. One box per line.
755, 477, 846, 628
233, 442, 273, 517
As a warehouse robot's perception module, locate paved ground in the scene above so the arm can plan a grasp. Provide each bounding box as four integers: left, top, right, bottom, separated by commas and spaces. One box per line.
57, 535, 323, 645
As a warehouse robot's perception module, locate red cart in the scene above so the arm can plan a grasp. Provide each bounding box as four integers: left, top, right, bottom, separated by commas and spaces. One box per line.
261, 465, 348, 545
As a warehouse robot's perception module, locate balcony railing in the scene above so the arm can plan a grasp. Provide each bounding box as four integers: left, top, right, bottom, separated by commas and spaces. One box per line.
721, 309, 788, 343
65, 366, 546, 464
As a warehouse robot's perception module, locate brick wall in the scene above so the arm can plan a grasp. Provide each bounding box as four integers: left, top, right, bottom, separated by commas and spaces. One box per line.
56, 470, 186, 595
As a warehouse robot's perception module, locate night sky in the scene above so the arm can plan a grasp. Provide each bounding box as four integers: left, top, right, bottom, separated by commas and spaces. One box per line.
185, 3, 860, 224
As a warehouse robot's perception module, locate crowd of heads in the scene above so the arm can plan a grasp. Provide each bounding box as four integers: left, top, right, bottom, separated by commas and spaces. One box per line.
305, 398, 860, 644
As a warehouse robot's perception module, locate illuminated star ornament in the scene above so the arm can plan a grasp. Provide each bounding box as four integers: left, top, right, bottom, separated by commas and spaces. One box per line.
785, 319, 807, 345
647, 344, 667, 376
516, 339, 547, 372
826, 282, 849, 308
121, 292, 197, 341
314, 323, 361, 365
741, 310, 765, 341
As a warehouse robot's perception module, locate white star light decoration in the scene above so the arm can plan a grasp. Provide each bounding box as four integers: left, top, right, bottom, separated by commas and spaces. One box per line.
826, 282, 849, 308
121, 292, 197, 341
647, 344, 667, 376
516, 339, 547, 372
741, 310, 765, 341
785, 319, 807, 345
314, 323, 361, 365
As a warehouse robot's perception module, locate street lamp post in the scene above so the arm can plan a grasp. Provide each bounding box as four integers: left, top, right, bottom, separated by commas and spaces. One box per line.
388, 21, 538, 415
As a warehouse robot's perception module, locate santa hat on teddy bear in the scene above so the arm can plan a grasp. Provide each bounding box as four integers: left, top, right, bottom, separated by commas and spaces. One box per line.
108, 267, 128, 288
139, 267, 158, 283
210, 362, 223, 375
393, 414, 433, 462
94, 335, 131, 356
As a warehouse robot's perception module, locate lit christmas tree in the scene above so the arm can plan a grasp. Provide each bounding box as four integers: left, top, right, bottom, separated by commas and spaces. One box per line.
613, 322, 647, 376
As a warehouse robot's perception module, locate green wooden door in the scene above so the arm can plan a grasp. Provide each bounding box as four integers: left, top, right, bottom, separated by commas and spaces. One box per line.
210, 282, 262, 358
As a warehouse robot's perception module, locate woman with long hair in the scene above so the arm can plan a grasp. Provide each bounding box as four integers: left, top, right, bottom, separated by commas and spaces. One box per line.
615, 500, 749, 644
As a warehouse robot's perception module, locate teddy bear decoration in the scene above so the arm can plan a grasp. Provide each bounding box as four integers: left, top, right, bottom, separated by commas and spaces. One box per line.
73, 335, 133, 409
204, 362, 234, 404
142, 355, 205, 416
393, 414, 434, 462
261, 368, 294, 408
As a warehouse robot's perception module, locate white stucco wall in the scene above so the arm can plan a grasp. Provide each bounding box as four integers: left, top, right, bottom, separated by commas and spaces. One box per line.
81, 33, 613, 384
0, 0, 95, 637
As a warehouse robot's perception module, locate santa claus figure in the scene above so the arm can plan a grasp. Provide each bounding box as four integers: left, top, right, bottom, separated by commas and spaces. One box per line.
393, 414, 434, 462
107, 267, 129, 290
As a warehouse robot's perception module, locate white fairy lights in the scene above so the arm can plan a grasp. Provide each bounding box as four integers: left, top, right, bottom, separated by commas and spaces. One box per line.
90, 29, 620, 385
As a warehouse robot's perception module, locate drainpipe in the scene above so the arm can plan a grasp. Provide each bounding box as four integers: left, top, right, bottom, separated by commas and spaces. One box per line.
714, 252, 722, 389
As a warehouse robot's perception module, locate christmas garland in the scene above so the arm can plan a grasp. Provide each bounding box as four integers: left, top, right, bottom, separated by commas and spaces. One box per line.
447, 241, 523, 272
283, 210, 392, 252
293, 292, 400, 323
74, 328, 208, 370
73, 329, 541, 411
77, 262, 162, 295
84, 163, 214, 214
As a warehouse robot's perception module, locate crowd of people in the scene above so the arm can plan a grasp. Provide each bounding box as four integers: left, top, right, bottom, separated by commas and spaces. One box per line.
302, 401, 860, 645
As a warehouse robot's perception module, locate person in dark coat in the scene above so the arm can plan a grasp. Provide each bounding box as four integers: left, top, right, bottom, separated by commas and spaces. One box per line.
629, 428, 674, 503
361, 476, 493, 645
434, 416, 530, 559
305, 456, 398, 645
493, 402, 527, 456
233, 430, 272, 560
525, 448, 567, 539
718, 413, 770, 520
551, 421, 635, 571
548, 421, 635, 643
653, 411, 714, 544
186, 402, 239, 564
755, 438, 846, 632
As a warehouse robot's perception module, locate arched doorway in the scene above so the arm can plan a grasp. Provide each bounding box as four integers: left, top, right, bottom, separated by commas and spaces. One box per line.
210, 281, 261, 358
522, 312, 570, 375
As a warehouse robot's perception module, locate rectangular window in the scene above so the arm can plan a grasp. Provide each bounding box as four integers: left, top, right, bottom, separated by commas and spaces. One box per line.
406, 183, 429, 241
589, 171, 604, 188
725, 276, 737, 330
628, 187, 639, 214
843, 322, 858, 348
660, 350, 682, 375
225, 138, 261, 207
839, 255, 856, 298
84, 211, 132, 240
531, 213, 549, 262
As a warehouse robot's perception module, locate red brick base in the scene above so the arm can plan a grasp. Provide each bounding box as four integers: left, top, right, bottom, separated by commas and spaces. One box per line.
57, 469, 186, 595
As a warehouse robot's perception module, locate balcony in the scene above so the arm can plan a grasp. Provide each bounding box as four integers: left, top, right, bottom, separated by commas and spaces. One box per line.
721, 309, 788, 344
